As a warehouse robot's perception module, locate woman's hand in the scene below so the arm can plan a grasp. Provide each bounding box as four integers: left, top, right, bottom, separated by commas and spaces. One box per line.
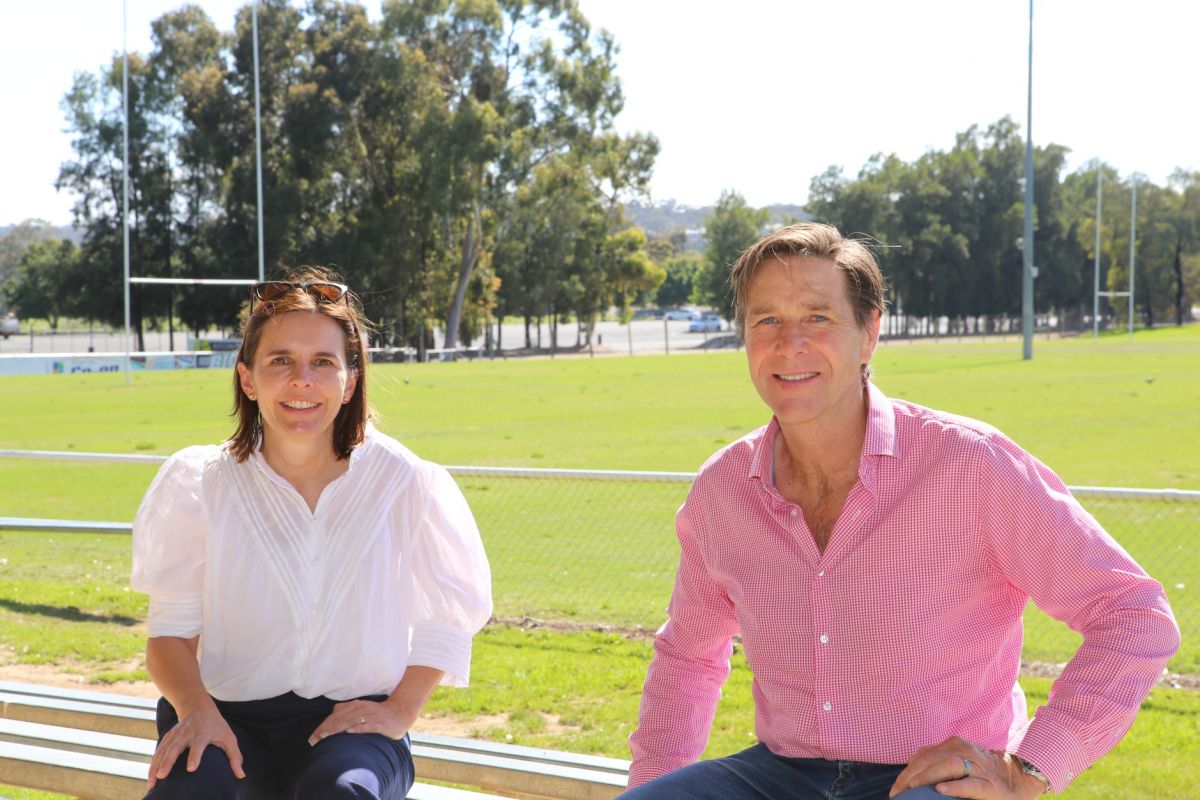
888, 736, 1047, 799
147, 700, 245, 788
307, 696, 419, 745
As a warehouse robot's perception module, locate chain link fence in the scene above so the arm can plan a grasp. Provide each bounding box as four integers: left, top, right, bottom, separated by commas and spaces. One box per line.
454, 470, 1198, 675
1, 451, 1195, 674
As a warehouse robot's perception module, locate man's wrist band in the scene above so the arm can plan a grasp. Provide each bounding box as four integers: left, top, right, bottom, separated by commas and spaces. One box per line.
1015, 755, 1051, 794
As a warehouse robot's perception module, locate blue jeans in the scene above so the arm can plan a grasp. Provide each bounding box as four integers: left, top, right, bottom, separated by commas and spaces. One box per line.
143, 692, 414, 800
617, 744, 960, 800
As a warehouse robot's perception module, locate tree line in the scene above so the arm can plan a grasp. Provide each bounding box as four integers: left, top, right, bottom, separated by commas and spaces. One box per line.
796, 118, 1198, 335
3, 5, 1197, 348
5, 0, 663, 353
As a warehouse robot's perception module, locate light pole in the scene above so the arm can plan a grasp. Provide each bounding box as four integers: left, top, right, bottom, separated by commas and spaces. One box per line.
122, 0, 131, 385
1093, 163, 1102, 339
252, 1, 265, 282
1128, 175, 1137, 339
1021, 0, 1035, 360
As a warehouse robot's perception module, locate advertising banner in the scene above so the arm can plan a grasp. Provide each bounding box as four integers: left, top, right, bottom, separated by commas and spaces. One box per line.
0, 351, 238, 377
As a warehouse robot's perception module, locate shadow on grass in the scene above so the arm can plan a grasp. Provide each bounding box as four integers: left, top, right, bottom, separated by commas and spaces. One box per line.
0, 597, 139, 626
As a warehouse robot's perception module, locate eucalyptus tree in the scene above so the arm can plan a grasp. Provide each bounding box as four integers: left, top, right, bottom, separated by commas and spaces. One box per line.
696, 191, 769, 321
1028, 144, 1088, 327
381, 0, 657, 351
146, 5, 231, 337
1127, 179, 1191, 328
1165, 170, 1200, 325
57, 52, 175, 348
575, 131, 661, 340
0, 221, 59, 309
491, 155, 595, 349
3, 239, 81, 330
654, 253, 703, 309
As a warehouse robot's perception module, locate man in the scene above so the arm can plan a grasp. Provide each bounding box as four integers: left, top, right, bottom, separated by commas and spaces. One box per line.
621, 223, 1179, 800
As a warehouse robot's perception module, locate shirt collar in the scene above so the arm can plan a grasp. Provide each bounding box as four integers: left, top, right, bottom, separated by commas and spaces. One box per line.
864, 381, 897, 459
746, 382, 898, 487
748, 417, 779, 484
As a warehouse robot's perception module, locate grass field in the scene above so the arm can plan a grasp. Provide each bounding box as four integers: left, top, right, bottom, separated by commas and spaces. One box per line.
1, 325, 1197, 483
0, 325, 1197, 799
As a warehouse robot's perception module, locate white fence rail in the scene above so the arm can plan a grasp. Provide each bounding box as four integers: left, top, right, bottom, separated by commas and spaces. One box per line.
1, 448, 1195, 664
1, 449, 1197, 500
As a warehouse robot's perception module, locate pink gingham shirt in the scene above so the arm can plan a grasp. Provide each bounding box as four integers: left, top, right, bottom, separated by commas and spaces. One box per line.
628, 383, 1179, 793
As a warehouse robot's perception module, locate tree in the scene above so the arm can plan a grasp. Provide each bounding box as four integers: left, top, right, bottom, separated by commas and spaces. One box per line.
1166, 170, 1200, 325
655, 253, 703, 308
595, 226, 665, 323
3, 239, 81, 329
1129, 179, 1186, 328
697, 191, 768, 320
0, 221, 63, 313
57, 55, 164, 347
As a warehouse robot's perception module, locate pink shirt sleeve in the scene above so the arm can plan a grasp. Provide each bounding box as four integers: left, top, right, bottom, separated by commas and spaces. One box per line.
627, 498, 740, 788
978, 433, 1180, 791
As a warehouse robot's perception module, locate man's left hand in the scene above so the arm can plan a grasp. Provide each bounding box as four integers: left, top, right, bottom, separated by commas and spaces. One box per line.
888, 736, 1047, 799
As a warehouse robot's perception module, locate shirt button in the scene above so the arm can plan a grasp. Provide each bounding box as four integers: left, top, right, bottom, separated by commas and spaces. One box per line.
819, 633, 829, 644
822, 701, 832, 712
790, 508, 798, 518
817, 570, 825, 577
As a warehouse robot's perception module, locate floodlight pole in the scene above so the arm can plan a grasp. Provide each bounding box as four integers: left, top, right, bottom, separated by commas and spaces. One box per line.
1021, 0, 1035, 360
122, 0, 132, 386
1093, 164, 1102, 339
253, 1, 265, 282
1128, 176, 1137, 339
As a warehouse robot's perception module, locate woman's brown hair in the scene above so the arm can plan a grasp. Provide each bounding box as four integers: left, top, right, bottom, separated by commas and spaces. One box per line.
228, 266, 371, 462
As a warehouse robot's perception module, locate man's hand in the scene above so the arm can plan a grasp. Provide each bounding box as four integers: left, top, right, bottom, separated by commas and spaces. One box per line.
888, 736, 1047, 799
147, 701, 244, 788
307, 697, 418, 745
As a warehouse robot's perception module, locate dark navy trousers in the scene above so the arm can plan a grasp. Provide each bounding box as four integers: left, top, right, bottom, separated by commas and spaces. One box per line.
143, 692, 415, 800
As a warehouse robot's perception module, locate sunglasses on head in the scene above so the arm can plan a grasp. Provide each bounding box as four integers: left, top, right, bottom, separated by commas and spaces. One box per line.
252, 280, 349, 304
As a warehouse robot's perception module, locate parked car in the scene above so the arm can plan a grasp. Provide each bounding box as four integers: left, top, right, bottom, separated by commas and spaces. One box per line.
1, 313, 18, 339
664, 308, 700, 321
688, 314, 722, 332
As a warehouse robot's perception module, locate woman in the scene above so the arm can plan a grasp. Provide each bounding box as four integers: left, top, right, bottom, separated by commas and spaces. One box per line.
131, 267, 492, 799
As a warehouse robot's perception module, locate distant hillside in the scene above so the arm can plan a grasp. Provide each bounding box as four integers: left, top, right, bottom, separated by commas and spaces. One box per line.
0, 222, 83, 243
625, 200, 811, 251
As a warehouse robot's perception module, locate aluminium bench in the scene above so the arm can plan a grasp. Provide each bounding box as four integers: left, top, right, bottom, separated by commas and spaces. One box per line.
0, 680, 628, 800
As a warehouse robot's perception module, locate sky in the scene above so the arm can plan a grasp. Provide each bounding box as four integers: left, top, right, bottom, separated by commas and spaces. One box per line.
2, 0, 1197, 227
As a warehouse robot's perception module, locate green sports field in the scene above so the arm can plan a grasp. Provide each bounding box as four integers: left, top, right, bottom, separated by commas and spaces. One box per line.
2, 326, 1197, 484
2, 325, 1196, 664
0, 325, 1197, 799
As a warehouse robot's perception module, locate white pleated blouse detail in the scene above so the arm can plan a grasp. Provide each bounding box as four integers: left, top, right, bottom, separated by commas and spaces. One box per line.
130, 426, 492, 702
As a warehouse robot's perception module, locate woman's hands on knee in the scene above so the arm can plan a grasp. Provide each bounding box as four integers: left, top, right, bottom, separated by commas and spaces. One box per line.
148, 699, 245, 788
308, 697, 418, 745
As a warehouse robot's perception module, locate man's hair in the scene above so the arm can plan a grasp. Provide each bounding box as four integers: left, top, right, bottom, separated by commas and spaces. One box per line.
228, 265, 371, 462
729, 222, 887, 336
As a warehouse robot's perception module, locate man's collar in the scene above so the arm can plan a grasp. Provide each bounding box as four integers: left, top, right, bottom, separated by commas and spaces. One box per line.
864, 382, 897, 459
748, 417, 779, 483
747, 382, 898, 485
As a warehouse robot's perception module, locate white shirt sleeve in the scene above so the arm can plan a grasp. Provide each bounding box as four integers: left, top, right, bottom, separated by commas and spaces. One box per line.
130, 445, 215, 638
406, 462, 493, 687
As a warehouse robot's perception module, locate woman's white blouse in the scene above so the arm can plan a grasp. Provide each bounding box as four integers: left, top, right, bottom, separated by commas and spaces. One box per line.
130, 426, 492, 702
